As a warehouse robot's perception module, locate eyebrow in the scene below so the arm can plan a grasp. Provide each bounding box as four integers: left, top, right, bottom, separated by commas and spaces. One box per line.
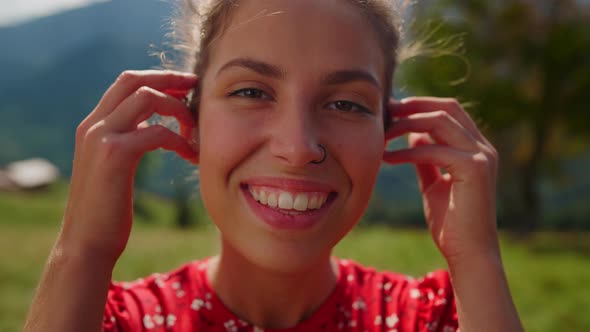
321, 70, 381, 90
217, 57, 285, 79
217, 57, 381, 89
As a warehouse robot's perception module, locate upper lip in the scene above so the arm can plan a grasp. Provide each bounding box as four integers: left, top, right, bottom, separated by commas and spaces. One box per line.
242, 176, 337, 193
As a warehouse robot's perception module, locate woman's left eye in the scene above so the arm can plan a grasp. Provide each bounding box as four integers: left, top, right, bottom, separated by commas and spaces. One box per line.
228, 88, 271, 100
327, 100, 370, 114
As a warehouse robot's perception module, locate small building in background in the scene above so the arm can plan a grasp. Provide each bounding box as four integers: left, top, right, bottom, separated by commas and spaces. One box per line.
0, 158, 60, 192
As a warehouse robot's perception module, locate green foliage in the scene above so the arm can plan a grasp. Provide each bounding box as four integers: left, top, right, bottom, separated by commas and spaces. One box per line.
172, 179, 206, 228
398, 0, 590, 231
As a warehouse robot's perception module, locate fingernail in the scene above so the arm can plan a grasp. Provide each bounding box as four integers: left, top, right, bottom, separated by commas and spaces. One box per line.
164, 88, 190, 100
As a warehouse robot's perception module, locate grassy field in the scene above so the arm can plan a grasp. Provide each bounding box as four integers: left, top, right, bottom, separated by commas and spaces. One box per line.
1, 182, 589, 331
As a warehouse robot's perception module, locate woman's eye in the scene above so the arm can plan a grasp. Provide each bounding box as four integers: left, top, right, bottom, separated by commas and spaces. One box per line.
327, 100, 370, 114
228, 88, 271, 100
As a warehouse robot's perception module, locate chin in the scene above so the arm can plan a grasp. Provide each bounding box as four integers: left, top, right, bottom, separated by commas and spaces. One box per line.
222, 229, 336, 275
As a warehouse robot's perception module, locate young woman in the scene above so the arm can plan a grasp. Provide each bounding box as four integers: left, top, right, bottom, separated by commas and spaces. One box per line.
24, 0, 524, 331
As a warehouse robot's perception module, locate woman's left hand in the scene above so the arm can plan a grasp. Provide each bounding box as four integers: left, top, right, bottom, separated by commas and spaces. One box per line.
383, 97, 500, 266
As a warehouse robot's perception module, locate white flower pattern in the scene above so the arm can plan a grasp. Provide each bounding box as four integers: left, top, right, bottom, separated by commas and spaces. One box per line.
153, 314, 164, 326
386, 313, 399, 328
352, 297, 366, 310
224, 319, 237, 332
142, 315, 154, 329
166, 314, 177, 328
104, 259, 457, 332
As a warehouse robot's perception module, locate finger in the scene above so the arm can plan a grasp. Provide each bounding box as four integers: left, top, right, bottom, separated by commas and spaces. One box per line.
385, 110, 478, 151
383, 144, 474, 182
388, 97, 486, 143
104, 86, 196, 140
122, 124, 199, 164
88, 70, 197, 123
163, 88, 191, 101
408, 133, 441, 193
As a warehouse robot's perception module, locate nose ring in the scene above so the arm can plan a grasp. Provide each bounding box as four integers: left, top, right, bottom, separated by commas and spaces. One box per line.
311, 144, 327, 165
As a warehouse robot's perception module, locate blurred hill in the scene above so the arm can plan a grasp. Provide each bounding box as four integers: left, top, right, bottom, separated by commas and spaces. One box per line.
0, 0, 421, 203
0, 0, 587, 228
0, 0, 167, 167
0, 0, 186, 194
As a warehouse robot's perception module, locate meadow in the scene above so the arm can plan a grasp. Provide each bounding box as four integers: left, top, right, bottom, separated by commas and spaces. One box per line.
1, 182, 589, 332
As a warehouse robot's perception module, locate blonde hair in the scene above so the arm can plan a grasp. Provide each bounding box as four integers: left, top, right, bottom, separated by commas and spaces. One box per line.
162, 0, 410, 128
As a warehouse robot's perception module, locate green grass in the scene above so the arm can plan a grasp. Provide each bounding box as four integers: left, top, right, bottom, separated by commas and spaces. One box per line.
1, 183, 589, 331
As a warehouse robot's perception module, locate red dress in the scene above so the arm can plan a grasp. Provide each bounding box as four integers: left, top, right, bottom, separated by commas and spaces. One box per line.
103, 258, 458, 332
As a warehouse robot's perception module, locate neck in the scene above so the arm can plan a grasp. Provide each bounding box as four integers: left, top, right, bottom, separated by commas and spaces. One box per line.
206, 242, 339, 329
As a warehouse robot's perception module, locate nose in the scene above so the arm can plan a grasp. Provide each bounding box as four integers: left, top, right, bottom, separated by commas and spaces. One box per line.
268, 102, 324, 167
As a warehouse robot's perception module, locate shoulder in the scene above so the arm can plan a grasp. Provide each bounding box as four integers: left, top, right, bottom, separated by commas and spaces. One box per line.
336, 258, 458, 332
113, 259, 207, 295
103, 259, 210, 332
337, 258, 417, 298
338, 258, 453, 300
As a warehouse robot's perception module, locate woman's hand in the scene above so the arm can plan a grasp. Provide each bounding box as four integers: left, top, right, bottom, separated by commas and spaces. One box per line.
59, 70, 199, 265
383, 97, 500, 265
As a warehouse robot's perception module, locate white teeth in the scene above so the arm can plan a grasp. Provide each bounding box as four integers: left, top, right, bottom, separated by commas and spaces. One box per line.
308, 196, 319, 209
278, 192, 294, 209
249, 186, 330, 212
267, 192, 278, 208
259, 191, 267, 205
251, 190, 260, 201
293, 194, 309, 211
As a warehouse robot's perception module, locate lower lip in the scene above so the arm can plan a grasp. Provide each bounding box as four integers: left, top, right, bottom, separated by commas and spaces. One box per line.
241, 186, 335, 230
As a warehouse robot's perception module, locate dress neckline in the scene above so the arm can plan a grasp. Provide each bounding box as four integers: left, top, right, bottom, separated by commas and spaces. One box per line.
195, 257, 346, 331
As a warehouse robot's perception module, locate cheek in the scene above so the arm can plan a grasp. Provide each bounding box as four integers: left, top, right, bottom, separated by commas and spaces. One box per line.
196, 97, 267, 204
351, 130, 383, 193
338, 122, 384, 182
323, 124, 383, 243
197, 100, 246, 205
332, 122, 384, 210
198, 93, 261, 162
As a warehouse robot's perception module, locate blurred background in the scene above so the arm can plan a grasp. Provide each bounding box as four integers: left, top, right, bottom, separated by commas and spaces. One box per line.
0, 0, 588, 331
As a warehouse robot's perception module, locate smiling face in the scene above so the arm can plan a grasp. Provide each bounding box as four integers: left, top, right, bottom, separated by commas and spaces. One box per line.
197, 0, 387, 271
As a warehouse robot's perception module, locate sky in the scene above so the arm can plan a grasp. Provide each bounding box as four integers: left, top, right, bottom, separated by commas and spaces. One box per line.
0, 0, 110, 27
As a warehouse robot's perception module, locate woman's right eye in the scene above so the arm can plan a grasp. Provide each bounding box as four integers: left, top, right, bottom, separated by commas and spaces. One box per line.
228, 88, 271, 100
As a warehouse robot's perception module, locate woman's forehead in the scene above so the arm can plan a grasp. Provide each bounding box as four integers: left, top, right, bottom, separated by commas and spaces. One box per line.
206, 0, 386, 84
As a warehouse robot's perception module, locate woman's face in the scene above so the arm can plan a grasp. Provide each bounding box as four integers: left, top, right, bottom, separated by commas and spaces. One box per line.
197, 0, 387, 271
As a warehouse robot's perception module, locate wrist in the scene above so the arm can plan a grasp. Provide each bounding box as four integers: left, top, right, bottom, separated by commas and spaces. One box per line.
442, 229, 503, 270
26, 237, 116, 332
446, 248, 524, 332
54, 233, 120, 272
446, 249, 504, 277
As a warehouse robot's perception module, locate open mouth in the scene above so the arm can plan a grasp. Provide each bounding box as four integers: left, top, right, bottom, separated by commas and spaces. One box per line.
247, 185, 333, 212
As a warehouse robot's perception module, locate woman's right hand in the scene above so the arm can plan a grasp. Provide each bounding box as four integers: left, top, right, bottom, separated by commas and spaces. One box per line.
57, 70, 199, 266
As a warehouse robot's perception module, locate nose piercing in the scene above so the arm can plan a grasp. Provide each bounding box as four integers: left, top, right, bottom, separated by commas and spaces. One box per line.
311, 144, 327, 164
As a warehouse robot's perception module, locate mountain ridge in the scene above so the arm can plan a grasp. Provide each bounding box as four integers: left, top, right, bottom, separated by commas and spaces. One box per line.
0, 1, 588, 227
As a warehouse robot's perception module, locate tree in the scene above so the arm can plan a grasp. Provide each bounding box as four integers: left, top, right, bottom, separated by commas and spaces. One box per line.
133, 152, 161, 222
398, 0, 590, 233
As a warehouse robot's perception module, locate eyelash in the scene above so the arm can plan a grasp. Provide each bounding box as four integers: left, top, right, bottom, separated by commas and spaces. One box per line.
228, 88, 272, 100
228, 87, 371, 114
326, 100, 371, 114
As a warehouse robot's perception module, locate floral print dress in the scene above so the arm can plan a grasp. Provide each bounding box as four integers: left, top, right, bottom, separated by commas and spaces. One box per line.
103, 258, 458, 332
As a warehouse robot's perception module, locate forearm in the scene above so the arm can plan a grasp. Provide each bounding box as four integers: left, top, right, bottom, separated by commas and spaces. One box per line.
449, 253, 524, 332
24, 238, 115, 332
